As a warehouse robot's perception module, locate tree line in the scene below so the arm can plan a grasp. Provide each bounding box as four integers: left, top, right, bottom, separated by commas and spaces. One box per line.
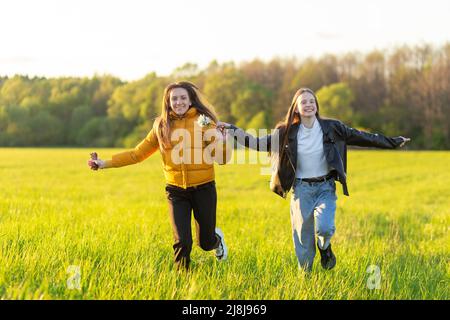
0, 43, 448, 149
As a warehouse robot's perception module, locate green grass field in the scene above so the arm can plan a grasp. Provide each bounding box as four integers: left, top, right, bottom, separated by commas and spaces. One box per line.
0, 148, 448, 299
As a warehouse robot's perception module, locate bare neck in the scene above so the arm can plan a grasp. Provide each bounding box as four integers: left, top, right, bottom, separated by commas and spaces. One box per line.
301, 116, 316, 129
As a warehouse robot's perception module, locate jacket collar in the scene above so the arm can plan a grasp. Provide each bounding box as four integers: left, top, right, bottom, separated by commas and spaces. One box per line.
317, 117, 331, 136
288, 122, 300, 141
169, 106, 198, 120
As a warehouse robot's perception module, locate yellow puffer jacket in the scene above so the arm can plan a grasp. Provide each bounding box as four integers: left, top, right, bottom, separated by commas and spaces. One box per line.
104, 107, 231, 188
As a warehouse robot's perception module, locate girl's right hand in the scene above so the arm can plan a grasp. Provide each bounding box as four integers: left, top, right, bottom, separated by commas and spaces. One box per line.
88, 152, 106, 170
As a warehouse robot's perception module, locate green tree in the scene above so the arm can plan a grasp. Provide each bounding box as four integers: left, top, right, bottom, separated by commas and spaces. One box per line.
2, 105, 32, 146
171, 63, 200, 80
351, 51, 387, 130
76, 117, 113, 147
203, 64, 244, 123
230, 83, 272, 129
90, 75, 123, 116
291, 55, 338, 92
316, 82, 356, 125
107, 73, 167, 146
246, 111, 270, 130
68, 105, 94, 145
0, 76, 32, 107
108, 73, 161, 122
29, 111, 64, 145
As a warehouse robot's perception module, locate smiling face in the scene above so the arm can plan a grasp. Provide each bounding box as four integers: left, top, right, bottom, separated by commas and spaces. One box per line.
296, 91, 317, 118
169, 87, 191, 116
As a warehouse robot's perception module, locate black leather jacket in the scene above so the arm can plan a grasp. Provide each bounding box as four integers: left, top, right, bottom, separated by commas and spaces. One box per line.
230, 118, 404, 198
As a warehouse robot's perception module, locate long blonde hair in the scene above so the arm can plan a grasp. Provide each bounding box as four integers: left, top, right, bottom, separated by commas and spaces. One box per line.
154, 81, 218, 151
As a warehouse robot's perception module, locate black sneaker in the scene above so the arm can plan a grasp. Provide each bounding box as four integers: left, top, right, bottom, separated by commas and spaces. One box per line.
318, 243, 336, 270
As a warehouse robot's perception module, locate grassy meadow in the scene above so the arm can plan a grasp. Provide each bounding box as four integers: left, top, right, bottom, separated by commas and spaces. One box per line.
0, 148, 449, 299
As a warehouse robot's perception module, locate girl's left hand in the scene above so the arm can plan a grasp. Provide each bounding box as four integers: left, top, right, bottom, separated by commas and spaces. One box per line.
217, 121, 232, 130
399, 136, 411, 148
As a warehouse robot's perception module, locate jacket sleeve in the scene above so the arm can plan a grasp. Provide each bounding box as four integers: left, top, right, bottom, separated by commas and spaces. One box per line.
105, 127, 159, 168
335, 121, 403, 149
228, 124, 272, 152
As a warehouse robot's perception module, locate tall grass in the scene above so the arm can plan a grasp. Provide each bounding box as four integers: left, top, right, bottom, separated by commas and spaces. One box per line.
0, 148, 448, 299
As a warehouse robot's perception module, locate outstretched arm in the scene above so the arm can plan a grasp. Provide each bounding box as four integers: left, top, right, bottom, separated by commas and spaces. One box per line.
87, 128, 159, 170
335, 121, 410, 149
217, 122, 273, 152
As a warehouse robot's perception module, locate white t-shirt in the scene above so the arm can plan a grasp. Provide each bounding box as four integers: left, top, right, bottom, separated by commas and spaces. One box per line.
295, 119, 330, 179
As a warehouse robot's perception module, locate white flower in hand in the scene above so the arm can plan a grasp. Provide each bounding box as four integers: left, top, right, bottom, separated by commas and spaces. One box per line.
197, 114, 212, 128
89, 159, 106, 170
88, 152, 106, 170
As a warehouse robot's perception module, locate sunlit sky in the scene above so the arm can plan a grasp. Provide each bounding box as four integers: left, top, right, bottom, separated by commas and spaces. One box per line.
1, 0, 449, 81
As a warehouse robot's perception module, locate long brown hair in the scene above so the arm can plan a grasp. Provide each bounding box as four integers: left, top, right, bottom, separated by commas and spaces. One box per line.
154, 81, 218, 151
277, 87, 321, 163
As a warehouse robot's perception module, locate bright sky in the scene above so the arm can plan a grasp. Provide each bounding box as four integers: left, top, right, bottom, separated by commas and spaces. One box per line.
1, 0, 449, 81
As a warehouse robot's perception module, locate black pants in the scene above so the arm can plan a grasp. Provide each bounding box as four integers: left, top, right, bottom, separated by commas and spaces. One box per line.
165, 181, 220, 270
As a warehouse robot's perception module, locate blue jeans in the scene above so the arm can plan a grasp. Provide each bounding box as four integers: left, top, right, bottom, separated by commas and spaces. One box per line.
290, 178, 337, 272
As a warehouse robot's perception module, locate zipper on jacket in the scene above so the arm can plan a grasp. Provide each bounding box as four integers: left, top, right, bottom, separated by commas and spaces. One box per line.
285, 144, 296, 173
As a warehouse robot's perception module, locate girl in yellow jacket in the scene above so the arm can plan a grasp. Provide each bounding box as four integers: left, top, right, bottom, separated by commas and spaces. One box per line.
88, 81, 231, 271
